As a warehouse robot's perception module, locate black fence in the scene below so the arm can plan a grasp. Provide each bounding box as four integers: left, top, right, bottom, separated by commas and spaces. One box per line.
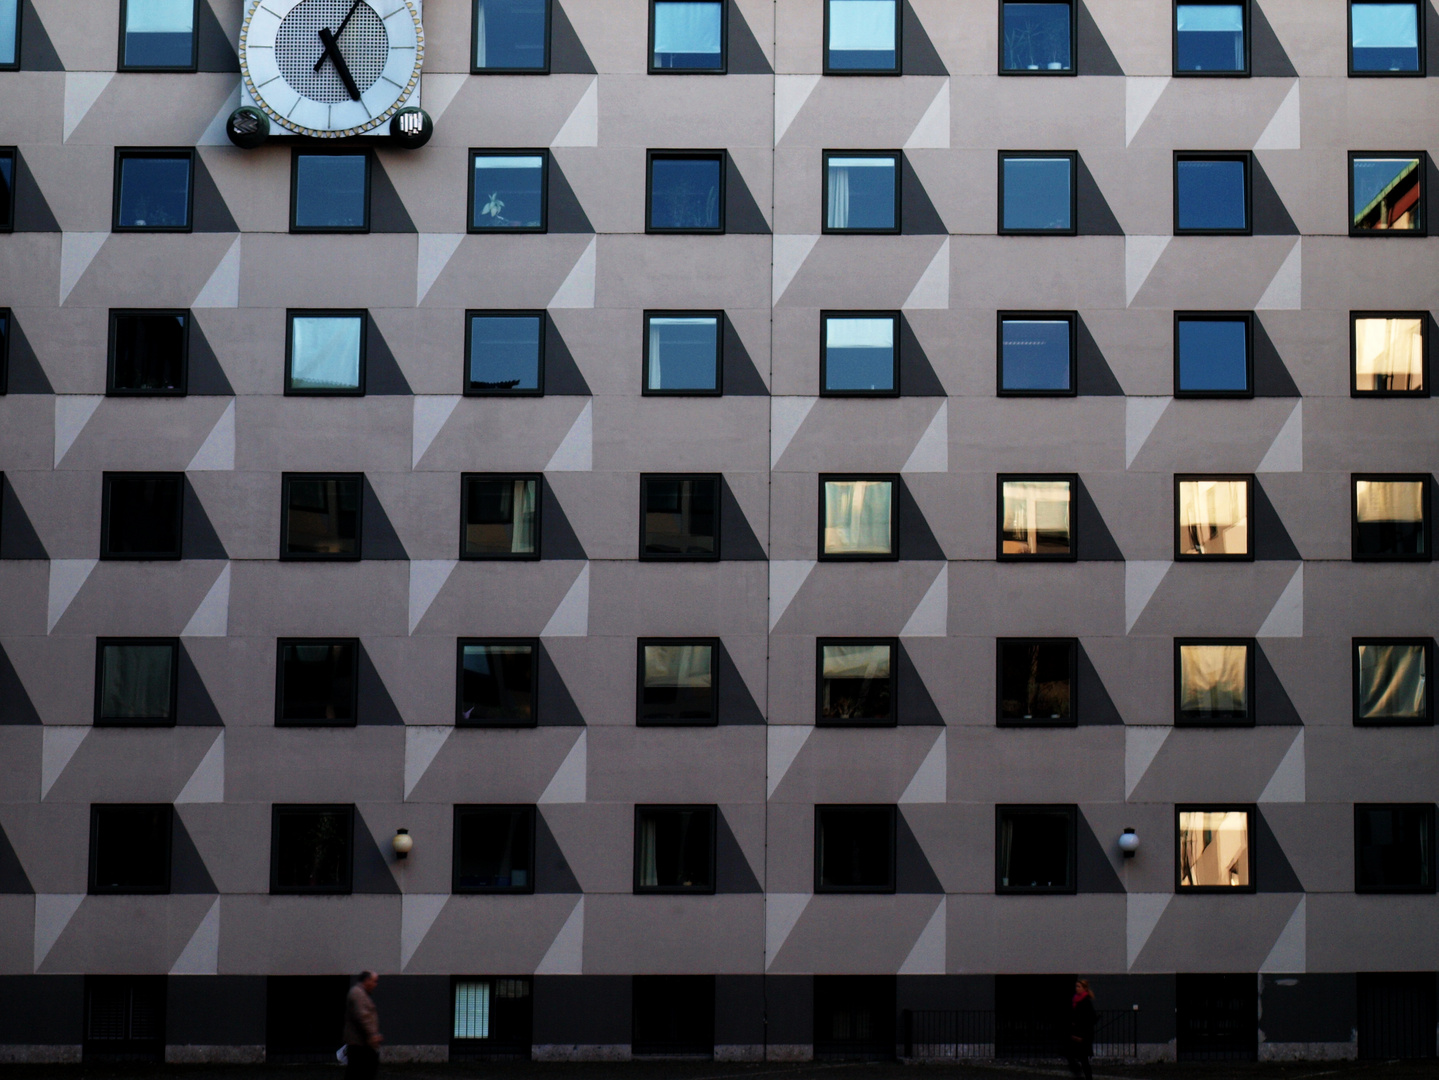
904, 1008, 1138, 1061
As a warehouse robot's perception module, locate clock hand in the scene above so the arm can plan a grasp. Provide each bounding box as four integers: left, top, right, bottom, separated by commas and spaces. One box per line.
314, 0, 364, 70
318, 26, 363, 100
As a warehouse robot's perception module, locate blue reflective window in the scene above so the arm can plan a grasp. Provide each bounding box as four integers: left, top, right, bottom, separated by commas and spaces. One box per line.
653, 1, 724, 70
826, 0, 897, 71
1001, 1, 1073, 71
474, 0, 549, 71
1351, 1, 1421, 72
115, 153, 192, 230
1000, 317, 1073, 393
646, 315, 720, 393
1352, 155, 1423, 233
288, 314, 365, 394
0, 0, 18, 67
1177, 317, 1250, 394
825, 154, 898, 231
1175, 156, 1248, 232
121, 0, 195, 68
1176, 4, 1246, 72
1001, 155, 1074, 233
0, 149, 13, 231
467, 314, 543, 393
823, 315, 897, 394
293, 153, 368, 232
648, 155, 723, 232
471, 153, 546, 231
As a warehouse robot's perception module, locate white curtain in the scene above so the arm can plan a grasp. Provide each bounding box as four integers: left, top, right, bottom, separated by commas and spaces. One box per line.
654, 2, 723, 56
126, 0, 194, 33
824, 480, 893, 554
1355, 317, 1424, 391
638, 817, 659, 887
1356, 479, 1425, 523
826, 316, 893, 352
827, 164, 851, 229
0, 0, 16, 65
1179, 644, 1248, 714
822, 643, 891, 681
1178, 479, 1249, 556
1352, 3, 1418, 48
1179, 810, 1249, 887
829, 0, 895, 51
644, 644, 713, 688
1358, 643, 1428, 718
1002, 480, 1071, 554
290, 316, 362, 390
509, 479, 536, 553
474, 0, 487, 66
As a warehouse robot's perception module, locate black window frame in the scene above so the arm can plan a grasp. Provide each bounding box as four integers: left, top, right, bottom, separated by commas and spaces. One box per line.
0, 147, 14, 232
996, 310, 1077, 397
112, 148, 195, 233
0, 2, 19, 72
269, 803, 355, 896
1354, 803, 1437, 893
648, 0, 728, 74
284, 309, 367, 397
1173, 311, 1254, 398
1353, 637, 1435, 726
279, 471, 365, 562
997, 150, 1078, 236
452, 804, 538, 894
117, 0, 200, 72
106, 308, 190, 397
995, 638, 1078, 728
994, 804, 1078, 895
100, 471, 184, 561
0, 306, 10, 394
1351, 472, 1433, 562
94, 637, 180, 728
636, 636, 720, 727
1175, 803, 1257, 893
456, 638, 540, 728
1174, 473, 1255, 561
459, 473, 543, 561
1348, 0, 1426, 77
274, 638, 360, 728
818, 472, 900, 561
645, 149, 727, 234
823, 0, 902, 75
632, 804, 718, 894
1173, 151, 1252, 236
814, 804, 897, 894
996, 473, 1078, 562
471, 0, 552, 74
1350, 310, 1430, 397
468, 148, 550, 234
88, 803, 173, 895
998, 0, 1076, 75
1348, 150, 1428, 238
1172, 0, 1251, 77
821, 150, 901, 235
639, 473, 721, 561
289, 148, 371, 234
816, 637, 898, 727
820, 310, 900, 396
642, 310, 724, 396
1174, 637, 1256, 727
465, 309, 546, 397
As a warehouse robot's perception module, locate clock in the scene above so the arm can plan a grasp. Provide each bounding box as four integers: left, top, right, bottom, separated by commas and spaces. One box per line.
238, 0, 424, 139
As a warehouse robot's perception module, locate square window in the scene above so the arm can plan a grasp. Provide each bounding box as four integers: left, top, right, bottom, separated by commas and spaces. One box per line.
822, 313, 898, 394
998, 312, 1075, 395
458, 640, 537, 726
451, 977, 532, 1056
1356, 804, 1436, 892
453, 806, 536, 892
101, 472, 183, 560
825, 0, 899, 72
817, 639, 896, 726
270, 805, 353, 894
291, 152, 369, 232
644, 312, 721, 394
1175, 475, 1252, 559
95, 639, 177, 726
84, 975, 167, 1060
108, 310, 187, 395
1177, 806, 1254, 890
1351, 153, 1425, 235
1352, 313, 1428, 395
1174, 1, 1248, 74
997, 639, 1076, 726
1353, 474, 1431, 560
633, 976, 715, 1056
647, 152, 725, 233
999, 152, 1076, 234
0, 147, 13, 230
275, 640, 358, 727
1174, 153, 1250, 234
1176, 639, 1254, 725
281, 473, 363, 560
461, 475, 539, 559
998, 475, 1075, 559
119, 0, 197, 70
815, 805, 895, 892
0, 0, 17, 68
473, 0, 549, 72
466, 312, 544, 394
113, 150, 193, 231
1350, 0, 1424, 74
640, 474, 719, 559
996, 805, 1076, 893
1000, 1, 1074, 73
1354, 639, 1433, 725
824, 152, 899, 233
634, 806, 716, 893
638, 639, 717, 726
1175, 314, 1252, 396
285, 311, 365, 395
90, 804, 171, 894
820, 475, 897, 559
470, 151, 547, 232
651, 0, 725, 71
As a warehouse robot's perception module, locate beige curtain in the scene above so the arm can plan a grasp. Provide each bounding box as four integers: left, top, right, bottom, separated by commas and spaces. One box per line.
824, 480, 893, 554
1356, 479, 1425, 524
822, 643, 891, 681
1358, 643, 1428, 719
644, 644, 713, 689
1355, 317, 1424, 392
1179, 644, 1248, 714
1178, 479, 1249, 556
1002, 480, 1071, 554
1179, 810, 1249, 887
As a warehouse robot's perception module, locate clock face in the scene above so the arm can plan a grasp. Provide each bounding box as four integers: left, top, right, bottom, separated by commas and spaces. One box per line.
239, 0, 424, 138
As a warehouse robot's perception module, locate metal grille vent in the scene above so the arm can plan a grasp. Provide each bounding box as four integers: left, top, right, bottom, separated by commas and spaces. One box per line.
276, 0, 389, 103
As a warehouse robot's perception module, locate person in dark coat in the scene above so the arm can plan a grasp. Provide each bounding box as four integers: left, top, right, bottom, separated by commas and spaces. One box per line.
343, 971, 382, 1080
1068, 978, 1096, 1080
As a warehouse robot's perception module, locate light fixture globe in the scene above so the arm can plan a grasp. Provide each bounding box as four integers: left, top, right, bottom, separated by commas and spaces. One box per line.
1119, 828, 1139, 857
392, 828, 413, 859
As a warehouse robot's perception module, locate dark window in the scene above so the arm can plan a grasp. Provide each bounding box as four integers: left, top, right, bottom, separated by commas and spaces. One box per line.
114, 150, 193, 231
1174, 152, 1250, 234
997, 639, 1076, 726
1176, 973, 1258, 1061
634, 805, 716, 893
1000, 0, 1074, 73
825, 0, 899, 72
1350, 0, 1424, 74
821, 474, 898, 559
458, 640, 537, 726
994, 975, 1076, 1059
101, 472, 183, 560
638, 639, 717, 725
0, 1, 17, 69
996, 805, 1076, 893
451, 977, 533, 1057
647, 151, 724, 233
644, 312, 721, 394
90, 804, 171, 894
640, 474, 719, 559
651, 0, 725, 71
470, 151, 547, 232
1176, 806, 1255, 891
1175, 475, 1252, 559
466, 311, 544, 394
1353, 474, 1431, 560
823, 152, 899, 233
119, 0, 197, 70
1353, 312, 1428, 396
814, 976, 896, 1060
1351, 152, 1426, 235
286, 311, 365, 394
998, 474, 1075, 559
633, 975, 715, 1057
1354, 638, 1433, 725
817, 639, 896, 726
108, 310, 187, 395
266, 977, 349, 1062
1174, 0, 1248, 74
999, 152, 1076, 234
815, 805, 895, 892
95, 639, 178, 726
1175, 313, 1252, 396
453, 805, 536, 892
1176, 639, 1255, 725
291, 151, 369, 232
84, 976, 167, 1063
276, 640, 358, 727
473, 0, 549, 72
281, 473, 362, 560
1356, 804, 1436, 892
461, 475, 540, 559
998, 312, 1075, 395
822, 312, 898, 394
0, 148, 13, 230
270, 804, 353, 894
1357, 974, 1438, 1061
0, 308, 9, 393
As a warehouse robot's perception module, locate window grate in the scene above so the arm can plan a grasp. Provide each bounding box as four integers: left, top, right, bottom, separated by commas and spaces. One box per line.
454, 980, 491, 1039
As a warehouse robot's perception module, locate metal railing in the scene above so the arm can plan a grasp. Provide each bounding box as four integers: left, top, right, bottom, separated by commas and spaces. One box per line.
904, 1009, 1138, 1062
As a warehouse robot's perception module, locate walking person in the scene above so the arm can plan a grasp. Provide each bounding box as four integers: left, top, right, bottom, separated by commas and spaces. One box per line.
1068, 978, 1096, 1080
343, 971, 383, 1080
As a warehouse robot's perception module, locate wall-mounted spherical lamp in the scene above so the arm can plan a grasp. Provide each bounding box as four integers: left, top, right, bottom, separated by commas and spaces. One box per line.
392, 828, 413, 860
1118, 828, 1139, 858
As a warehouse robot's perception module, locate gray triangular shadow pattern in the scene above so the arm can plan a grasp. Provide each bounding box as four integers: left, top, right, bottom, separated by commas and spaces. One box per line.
1077, 810, 1127, 892
1076, 644, 1123, 725
548, 158, 593, 234
370, 157, 416, 234
716, 809, 763, 893
1251, 3, 1298, 77
0, 822, 34, 893
550, 2, 596, 74
192, 156, 238, 233
537, 641, 586, 727
13, 152, 60, 232
543, 315, 591, 396
899, 478, 945, 561
900, 0, 948, 75
177, 644, 224, 727
899, 316, 945, 396
900, 156, 947, 236
365, 318, 412, 395
1076, 316, 1123, 395
2, 475, 49, 559
721, 315, 768, 396
182, 480, 229, 560
1077, 155, 1124, 236
353, 811, 402, 894
356, 643, 403, 726
0, 644, 41, 724
1076, 0, 1124, 75
360, 478, 410, 560
896, 810, 945, 893
727, 2, 772, 74
1254, 483, 1300, 561
725, 156, 771, 235
171, 812, 218, 893
1255, 646, 1303, 727
1252, 159, 1299, 237
187, 320, 234, 396
719, 477, 766, 561
196, 0, 240, 72
1253, 317, 1300, 397
896, 641, 944, 727
535, 811, 583, 892
1255, 809, 1305, 891
20, 0, 63, 70
1076, 478, 1124, 561
717, 639, 765, 725
540, 480, 587, 561
4, 315, 54, 394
